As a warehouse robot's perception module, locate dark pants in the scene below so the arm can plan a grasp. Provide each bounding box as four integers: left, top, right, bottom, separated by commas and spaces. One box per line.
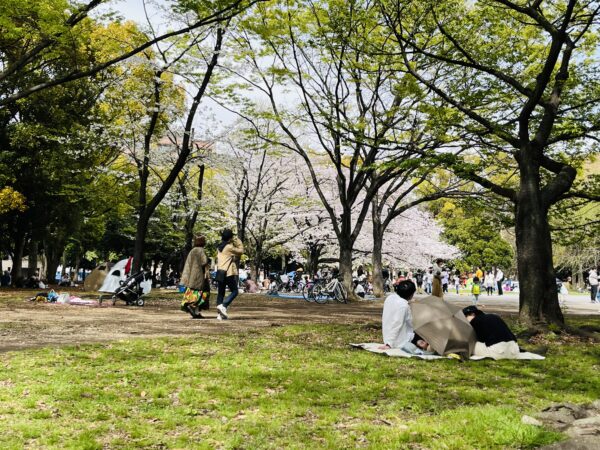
497, 281, 503, 296
592, 284, 598, 302
217, 275, 239, 308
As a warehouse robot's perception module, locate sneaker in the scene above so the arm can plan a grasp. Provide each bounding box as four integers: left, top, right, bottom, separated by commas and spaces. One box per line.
216, 314, 223, 320
217, 304, 228, 319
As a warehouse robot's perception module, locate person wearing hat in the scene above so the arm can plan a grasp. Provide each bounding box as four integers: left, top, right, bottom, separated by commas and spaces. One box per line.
216, 229, 244, 320
462, 306, 519, 359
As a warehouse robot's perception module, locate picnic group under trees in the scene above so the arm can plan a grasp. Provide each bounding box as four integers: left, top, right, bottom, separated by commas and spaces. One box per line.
382, 280, 521, 360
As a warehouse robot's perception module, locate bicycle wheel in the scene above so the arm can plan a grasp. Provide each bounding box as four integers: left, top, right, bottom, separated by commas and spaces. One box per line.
302, 283, 314, 302
334, 282, 348, 303
312, 284, 328, 304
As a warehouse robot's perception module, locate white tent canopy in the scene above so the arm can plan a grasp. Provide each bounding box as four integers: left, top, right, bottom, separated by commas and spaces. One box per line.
99, 259, 129, 293
99, 259, 152, 294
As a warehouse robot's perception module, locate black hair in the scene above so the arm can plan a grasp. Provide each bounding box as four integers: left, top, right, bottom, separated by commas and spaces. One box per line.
394, 280, 416, 300
218, 229, 234, 252
221, 228, 234, 241
411, 333, 423, 346
462, 305, 484, 317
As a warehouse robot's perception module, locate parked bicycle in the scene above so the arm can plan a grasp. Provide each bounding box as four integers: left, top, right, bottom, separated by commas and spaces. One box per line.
305, 276, 348, 304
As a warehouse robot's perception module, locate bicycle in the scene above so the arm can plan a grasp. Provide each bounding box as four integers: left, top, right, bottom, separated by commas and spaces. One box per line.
311, 277, 348, 303
302, 279, 325, 303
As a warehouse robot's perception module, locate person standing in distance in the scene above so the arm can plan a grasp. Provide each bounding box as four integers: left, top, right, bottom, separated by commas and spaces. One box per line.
216, 229, 244, 320
431, 259, 444, 299
589, 266, 598, 303
495, 266, 504, 296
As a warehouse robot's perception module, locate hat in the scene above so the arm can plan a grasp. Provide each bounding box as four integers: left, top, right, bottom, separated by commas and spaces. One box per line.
462, 305, 482, 316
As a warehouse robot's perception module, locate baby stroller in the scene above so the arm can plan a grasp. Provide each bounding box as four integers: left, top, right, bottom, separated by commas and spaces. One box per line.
108, 271, 150, 306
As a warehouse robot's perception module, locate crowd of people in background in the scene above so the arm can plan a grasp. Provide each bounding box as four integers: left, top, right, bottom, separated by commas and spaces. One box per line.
384, 263, 509, 301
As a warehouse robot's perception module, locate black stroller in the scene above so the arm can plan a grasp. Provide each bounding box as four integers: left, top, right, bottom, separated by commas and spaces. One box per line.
105, 271, 150, 306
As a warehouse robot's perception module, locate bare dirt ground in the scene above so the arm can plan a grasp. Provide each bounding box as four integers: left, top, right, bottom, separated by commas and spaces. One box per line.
0, 289, 384, 353
1, 288, 597, 353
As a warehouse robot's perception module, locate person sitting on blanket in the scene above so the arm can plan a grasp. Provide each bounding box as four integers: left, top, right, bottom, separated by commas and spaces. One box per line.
462, 305, 519, 359
382, 280, 420, 350
400, 333, 436, 356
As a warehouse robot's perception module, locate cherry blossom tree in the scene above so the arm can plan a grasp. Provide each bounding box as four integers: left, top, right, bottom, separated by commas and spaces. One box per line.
214, 126, 321, 279
218, 1, 464, 298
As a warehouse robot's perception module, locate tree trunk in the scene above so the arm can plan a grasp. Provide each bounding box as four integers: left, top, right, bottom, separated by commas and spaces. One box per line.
250, 242, 264, 282
73, 256, 81, 283
44, 240, 63, 284
11, 229, 26, 285
306, 244, 323, 278
339, 240, 358, 301
250, 253, 263, 282
132, 208, 151, 273
515, 183, 563, 325
180, 165, 205, 272
371, 222, 385, 298
61, 248, 68, 278
27, 239, 38, 278
160, 260, 168, 287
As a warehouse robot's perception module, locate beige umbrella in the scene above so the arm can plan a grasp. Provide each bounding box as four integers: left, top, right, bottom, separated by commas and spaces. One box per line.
410, 296, 476, 358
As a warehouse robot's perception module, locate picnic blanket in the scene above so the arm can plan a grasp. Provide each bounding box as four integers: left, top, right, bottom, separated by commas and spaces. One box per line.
350, 343, 545, 360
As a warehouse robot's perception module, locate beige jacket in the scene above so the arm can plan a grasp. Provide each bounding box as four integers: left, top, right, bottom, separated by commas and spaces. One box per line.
180, 247, 208, 290
217, 238, 244, 277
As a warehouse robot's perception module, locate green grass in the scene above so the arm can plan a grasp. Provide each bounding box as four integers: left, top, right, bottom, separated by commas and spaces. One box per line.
0, 321, 598, 449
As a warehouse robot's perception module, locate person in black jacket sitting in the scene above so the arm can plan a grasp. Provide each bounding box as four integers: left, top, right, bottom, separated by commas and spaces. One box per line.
462, 305, 519, 359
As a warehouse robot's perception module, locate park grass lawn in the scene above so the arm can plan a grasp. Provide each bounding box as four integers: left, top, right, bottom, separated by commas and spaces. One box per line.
0, 320, 598, 449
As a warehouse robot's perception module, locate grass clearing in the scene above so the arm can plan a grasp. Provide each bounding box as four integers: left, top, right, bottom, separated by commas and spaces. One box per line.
0, 318, 598, 449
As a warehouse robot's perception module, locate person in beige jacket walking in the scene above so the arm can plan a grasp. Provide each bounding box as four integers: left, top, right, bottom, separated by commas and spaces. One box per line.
216, 229, 244, 320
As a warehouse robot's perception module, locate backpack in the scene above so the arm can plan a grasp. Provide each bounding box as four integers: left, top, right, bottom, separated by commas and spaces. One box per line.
472, 284, 480, 295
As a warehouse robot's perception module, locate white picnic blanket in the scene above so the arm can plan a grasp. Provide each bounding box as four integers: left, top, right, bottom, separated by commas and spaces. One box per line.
350, 343, 545, 360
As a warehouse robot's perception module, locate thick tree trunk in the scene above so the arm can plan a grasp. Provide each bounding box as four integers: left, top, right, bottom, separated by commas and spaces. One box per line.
46, 259, 60, 285
250, 254, 263, 282
11, 230, 26, 285
27, 239, 38, 278
61, 248, 68, 277
306, 244, 322, 278
371, 221, 385, 298
160, 261, 167, 287
515, 175, 563, 325
73, 256, 81, 283
44, 240, 63, 284
250, 242, 264, 282
339, 240, 358, 301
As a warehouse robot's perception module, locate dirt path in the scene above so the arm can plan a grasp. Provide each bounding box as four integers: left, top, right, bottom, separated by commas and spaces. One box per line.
0, 291, 383, 353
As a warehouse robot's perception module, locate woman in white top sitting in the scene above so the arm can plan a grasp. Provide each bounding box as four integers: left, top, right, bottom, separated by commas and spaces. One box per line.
382, 280, 416, 348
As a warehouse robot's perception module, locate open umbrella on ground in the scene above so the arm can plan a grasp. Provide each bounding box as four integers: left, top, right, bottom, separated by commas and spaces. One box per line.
410, 296, 476, 359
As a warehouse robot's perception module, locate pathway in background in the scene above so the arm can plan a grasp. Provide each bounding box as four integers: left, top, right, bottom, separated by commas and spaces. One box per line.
433, 291, 600, 315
